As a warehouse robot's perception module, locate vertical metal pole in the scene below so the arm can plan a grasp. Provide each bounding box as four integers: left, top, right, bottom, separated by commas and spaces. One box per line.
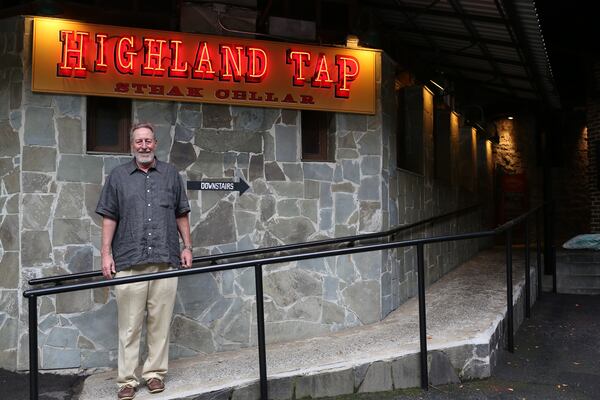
506, 229, 514, 353
544, 202, 557, 293
254, 265, 268, 400
416, 244, 428, 390
524, 219, 531, 318
28, 296, 38, 400
536, 209, 542, 299
551, 203, 557, 293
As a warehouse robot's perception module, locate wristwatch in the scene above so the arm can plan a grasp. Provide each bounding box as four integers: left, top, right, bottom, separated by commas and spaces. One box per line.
182, 245, 193, 251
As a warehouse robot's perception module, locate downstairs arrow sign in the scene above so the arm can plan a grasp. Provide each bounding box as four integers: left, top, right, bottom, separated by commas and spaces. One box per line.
187, 178, 250, 195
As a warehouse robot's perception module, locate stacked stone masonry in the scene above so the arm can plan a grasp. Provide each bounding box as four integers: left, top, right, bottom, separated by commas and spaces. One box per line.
0, 16, 24, 369
588, 98, 600, 232
1, 16, 494, 372
556, 250, 600, 294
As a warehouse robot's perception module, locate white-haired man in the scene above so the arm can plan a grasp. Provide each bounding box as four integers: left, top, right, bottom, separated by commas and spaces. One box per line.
96, 122, 192, 400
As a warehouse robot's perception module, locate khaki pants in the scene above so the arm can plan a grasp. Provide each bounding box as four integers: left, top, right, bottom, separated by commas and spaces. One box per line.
115, 263, 177, 388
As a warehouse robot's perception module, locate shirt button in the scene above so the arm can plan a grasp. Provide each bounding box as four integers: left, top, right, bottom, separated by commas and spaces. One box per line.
146, 176, 149, 179
148, 246, 152, 250
148, 218, 152, 222
147, 189, 150, 192
148, 232, 152, 236
147, 203, 151, 207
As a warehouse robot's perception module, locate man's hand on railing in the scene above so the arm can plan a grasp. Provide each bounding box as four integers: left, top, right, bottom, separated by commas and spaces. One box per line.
101, 253, 116, 279
180, 248, 192, 269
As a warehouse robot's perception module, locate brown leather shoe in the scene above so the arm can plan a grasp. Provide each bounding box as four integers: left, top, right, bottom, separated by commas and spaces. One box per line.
146, 378, 165, 394
117, 385, 136, 400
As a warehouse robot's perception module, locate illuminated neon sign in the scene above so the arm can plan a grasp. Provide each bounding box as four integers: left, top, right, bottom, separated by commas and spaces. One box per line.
32, 17, 377, 114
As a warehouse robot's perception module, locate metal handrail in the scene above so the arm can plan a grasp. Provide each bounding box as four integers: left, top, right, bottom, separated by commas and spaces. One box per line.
24, 230, 495, 297
23, 203, 552, 400
29, 204, 481, 286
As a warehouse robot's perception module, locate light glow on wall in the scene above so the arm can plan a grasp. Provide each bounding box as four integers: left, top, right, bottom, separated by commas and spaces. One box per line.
486, 139, 493, 167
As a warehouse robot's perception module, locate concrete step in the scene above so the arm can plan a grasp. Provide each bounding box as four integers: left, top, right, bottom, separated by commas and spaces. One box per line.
557, 250, 600, 294
557, 251, 600, 264
559, 275, 600, 287
77, 248, 532, 400
557, 272, 600, 294
558, 264, 600, 276
557, 287, 600, 295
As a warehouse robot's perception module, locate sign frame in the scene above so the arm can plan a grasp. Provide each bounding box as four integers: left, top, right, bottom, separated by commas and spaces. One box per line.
31, 17, 378, 115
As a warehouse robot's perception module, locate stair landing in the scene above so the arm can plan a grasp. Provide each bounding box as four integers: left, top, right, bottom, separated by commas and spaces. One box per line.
557, 249, 600, 295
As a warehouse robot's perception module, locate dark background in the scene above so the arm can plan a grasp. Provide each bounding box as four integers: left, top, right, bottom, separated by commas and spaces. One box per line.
537, 0, 599, 109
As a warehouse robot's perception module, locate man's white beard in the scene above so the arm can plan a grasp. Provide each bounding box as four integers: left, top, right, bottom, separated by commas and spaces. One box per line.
135, 152, 154, 165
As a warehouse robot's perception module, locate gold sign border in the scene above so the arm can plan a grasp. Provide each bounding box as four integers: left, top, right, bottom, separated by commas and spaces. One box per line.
31, 17, 379, 115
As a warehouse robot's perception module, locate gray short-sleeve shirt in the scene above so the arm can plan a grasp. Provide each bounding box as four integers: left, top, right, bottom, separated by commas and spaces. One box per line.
96, 158, 190, 271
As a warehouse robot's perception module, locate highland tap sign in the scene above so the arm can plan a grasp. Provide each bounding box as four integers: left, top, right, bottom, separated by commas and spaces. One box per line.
32, 17, 377, 114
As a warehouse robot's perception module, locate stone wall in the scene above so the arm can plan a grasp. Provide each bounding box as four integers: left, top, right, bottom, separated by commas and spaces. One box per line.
3, 16, 391, 371
552, 120, 589, 242
588, 98, 600, 233
492, 117, 543, 220
478, 139, 495, 229
556, 249, 600, 294
168, 98, 387, 357
493, 111, 588, 243
3, 15, 496, 373
0, 16, 23, 369
381, 59, 493, 317
459, 127, 477, 193
589, 57, 600, 233
16, 16, 108, 370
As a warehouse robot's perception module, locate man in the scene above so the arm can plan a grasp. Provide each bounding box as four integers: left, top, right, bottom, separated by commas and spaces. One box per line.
96, 123, 192, 400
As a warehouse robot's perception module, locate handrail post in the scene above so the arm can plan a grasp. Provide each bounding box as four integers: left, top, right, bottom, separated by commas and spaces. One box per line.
505, 229, 514, 353
551, 202, 557, 293
543, 202, 557, 293
416, 243, 428, 390
28, 296, 39, 400
524, 218, 531, 318
536, 209, 542, 298
254, 264, 268, 400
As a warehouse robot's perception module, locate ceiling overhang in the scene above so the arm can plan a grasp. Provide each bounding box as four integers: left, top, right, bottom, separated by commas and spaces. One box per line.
362, 0, 560, 110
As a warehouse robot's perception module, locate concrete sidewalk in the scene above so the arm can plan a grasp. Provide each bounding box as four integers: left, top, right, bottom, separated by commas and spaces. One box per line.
75, 247, 533, 400
8, 290, 600, 399
326, 291, 600, 400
